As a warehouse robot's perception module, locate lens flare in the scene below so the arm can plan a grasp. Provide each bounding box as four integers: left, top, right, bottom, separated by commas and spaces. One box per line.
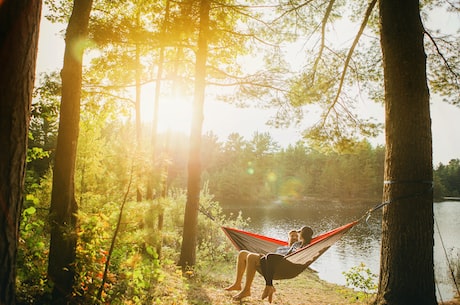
246, 162, 255, 175
71, 37, 95, 62
266, 172, 277, 182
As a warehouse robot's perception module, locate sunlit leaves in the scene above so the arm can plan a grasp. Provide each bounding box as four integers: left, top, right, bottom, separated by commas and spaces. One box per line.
17, 190, 50, 302
27, 145, 50, 163
44, 0, 74, 23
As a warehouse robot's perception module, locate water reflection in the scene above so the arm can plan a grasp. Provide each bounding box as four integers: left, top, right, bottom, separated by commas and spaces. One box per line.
434, 201, 460, 302
224, 201, 459, 301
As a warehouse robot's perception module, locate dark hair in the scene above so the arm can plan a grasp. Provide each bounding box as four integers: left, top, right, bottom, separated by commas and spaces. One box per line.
299, 226, 313, 244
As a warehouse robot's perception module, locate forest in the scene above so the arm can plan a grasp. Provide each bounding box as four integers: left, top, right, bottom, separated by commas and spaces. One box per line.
1, 0, 459, 304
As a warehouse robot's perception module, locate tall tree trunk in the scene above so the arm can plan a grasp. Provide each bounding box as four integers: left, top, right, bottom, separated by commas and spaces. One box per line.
178, 0, 210, 268
147, 0, 170, 201
135, 8, 143, 202
0, 1, 42, 304
47, 0, 92, 303
376, 0, 435, 304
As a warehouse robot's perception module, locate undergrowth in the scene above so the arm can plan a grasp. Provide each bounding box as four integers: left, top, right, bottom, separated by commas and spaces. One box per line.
17, 181, 248, 304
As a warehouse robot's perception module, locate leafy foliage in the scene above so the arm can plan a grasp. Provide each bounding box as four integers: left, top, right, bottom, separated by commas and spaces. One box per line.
20, 119, 250, 303
434, 159, 460, 199
27, 72, 61, 180
19, 171, 247, 304
343, 263, 377, 302
17, 168, 54, 303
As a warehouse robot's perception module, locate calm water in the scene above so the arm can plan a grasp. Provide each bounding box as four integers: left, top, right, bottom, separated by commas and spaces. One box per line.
224, 201, 460, 301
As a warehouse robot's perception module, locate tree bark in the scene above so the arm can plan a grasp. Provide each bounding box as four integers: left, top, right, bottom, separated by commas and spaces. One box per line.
0, 2, 42, 304
47, 0, 92, 303
376, 0, 435, 304
178, 0, 210, 268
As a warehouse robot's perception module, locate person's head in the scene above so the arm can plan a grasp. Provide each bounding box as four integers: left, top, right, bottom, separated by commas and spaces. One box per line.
288, 230, 299, 246
297, 226, 313, 245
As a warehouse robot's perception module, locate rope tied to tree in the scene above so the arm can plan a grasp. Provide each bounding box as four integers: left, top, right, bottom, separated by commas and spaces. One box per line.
361, 179, 434, 223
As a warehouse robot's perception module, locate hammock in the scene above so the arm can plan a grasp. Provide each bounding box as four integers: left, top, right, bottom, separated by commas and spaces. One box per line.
222, 221, 358, 280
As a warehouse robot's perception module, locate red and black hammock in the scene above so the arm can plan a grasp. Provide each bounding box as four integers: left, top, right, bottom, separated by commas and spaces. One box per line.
222, 221, 358, 280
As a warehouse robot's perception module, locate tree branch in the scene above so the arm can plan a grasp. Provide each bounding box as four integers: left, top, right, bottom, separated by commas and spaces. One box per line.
97, 160, 134, 301
424, 29, 459, 79
311, 0, 336, 83
271, 0, 316, 24
321, 0, 377, 127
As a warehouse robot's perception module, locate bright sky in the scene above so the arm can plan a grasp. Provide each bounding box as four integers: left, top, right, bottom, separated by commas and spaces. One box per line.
36, 6, 459, 165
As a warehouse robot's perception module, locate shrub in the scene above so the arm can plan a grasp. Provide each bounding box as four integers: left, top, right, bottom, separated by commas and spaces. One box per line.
343, 263, 377, 302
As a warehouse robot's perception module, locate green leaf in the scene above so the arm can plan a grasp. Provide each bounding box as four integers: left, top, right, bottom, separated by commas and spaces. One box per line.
24, 206, 37, 215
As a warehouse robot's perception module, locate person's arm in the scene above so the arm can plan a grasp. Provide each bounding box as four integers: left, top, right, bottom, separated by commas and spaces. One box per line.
286, 241, 301, 255
274, 246, 290, 255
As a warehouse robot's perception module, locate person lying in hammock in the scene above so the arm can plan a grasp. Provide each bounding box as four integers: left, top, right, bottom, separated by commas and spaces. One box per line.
225, 226, 314, 303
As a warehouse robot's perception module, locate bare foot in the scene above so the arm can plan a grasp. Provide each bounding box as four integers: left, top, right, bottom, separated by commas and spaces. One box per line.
224, 283, 242, 291
233, 289, 251, 300
261, 286, 276, 303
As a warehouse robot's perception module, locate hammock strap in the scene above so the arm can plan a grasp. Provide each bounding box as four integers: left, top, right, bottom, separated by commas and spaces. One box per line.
199, 206, 217, 222
362, 180, 433, 223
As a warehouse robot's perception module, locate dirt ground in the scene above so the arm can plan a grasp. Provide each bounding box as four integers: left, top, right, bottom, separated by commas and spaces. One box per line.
156, 263, 460, 305
211, 274, 460, 305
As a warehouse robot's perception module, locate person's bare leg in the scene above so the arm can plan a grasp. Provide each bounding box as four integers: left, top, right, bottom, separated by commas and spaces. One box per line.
233, 253, 260, 300
261, 285, 276, 303
225, 250, 249, 291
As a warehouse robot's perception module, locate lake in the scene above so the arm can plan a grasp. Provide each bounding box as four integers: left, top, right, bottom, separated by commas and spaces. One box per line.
224, 200, 460, 301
